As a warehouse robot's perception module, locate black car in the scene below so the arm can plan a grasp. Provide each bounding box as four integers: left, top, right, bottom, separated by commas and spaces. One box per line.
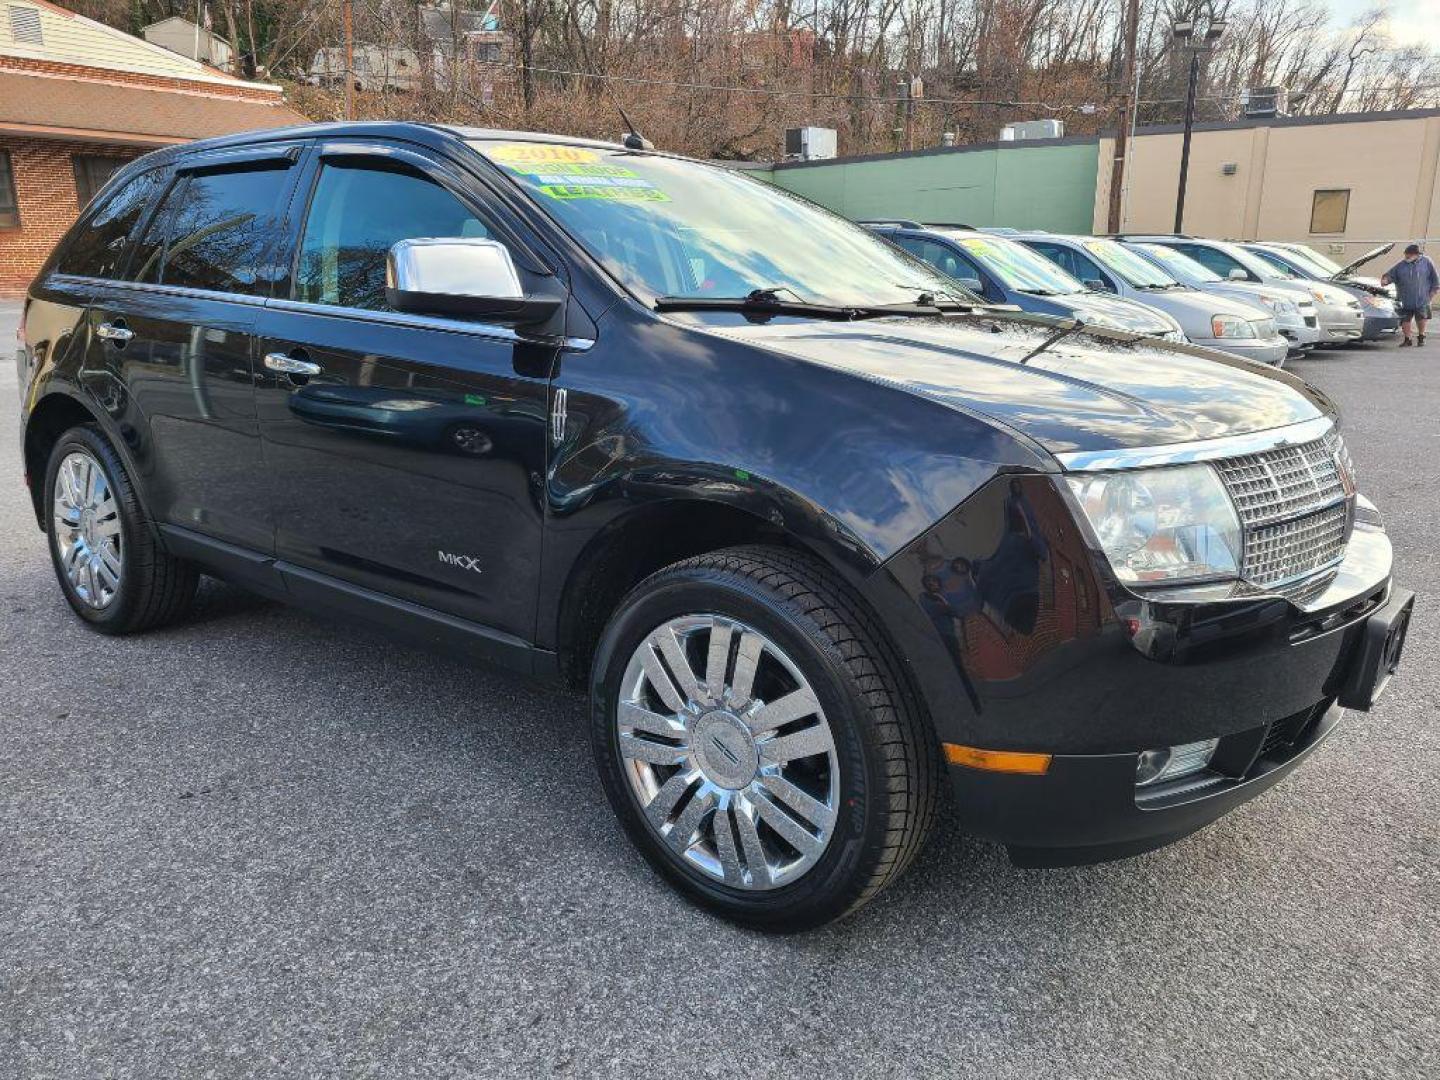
16, 123, 1413, 931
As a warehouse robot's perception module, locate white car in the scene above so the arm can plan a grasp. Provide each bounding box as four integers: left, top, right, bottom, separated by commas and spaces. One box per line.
1121, 240, 1321, 353
1129, 236, 1363, 346
1016, 233, 1289, 365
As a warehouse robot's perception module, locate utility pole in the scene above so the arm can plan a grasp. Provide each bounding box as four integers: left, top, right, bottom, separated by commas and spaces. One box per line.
1174, 49, 1201, 232
342, 0, 354, 120
1106, 0, 1139, 233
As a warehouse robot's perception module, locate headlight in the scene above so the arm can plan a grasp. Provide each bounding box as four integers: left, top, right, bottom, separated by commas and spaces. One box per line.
1256, 294, 1297, 315
1211, 314, 1257, 339
1309, 288, 1329, 304
1361, 294, 1392, 311
1065, 465, 1242, 584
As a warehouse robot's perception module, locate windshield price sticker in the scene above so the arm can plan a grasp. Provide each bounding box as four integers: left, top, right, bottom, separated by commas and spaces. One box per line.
536, 184, 670, 202
486, 143, 601, 165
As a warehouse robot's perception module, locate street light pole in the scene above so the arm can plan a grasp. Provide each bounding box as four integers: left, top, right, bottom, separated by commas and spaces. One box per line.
1174, 47, 1201, 233
1171, 11, 1225, 234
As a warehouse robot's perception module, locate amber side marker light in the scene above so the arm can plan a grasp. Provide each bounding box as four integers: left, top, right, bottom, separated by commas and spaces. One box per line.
943, 743, 1052, 775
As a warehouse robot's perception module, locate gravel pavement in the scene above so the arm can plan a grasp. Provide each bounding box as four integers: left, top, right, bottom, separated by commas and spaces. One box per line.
1, 298, 1436, 1079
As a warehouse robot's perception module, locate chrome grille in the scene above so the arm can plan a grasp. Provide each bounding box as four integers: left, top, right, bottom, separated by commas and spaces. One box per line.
1214, 431, 1351, 587
1214, 433, 1346, 526
1243, 504, 1349, 586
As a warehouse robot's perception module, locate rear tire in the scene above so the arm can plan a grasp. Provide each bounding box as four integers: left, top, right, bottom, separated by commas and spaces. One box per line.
590, 545, 941, 931
44, 425, 198, 634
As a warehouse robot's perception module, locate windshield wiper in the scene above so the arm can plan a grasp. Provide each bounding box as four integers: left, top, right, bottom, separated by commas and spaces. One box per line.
655, 286, 974, 320
1019, 319, 1087, 364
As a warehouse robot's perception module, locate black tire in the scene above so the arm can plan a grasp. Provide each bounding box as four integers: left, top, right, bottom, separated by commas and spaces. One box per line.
43, 424, 199, 634
590, 545, 941, 931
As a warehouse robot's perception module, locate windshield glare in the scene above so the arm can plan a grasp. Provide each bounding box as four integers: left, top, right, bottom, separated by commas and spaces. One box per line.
1271, 244, 1341, 276
952, 234, 1084, 294
1226, 242, 1297, 279
1083, 239, 1178, 288
472, 140, 969, 307
1133, 243, 1221, 283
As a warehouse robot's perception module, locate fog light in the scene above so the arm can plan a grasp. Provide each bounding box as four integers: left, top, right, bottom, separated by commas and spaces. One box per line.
1135, 738, 1219, 787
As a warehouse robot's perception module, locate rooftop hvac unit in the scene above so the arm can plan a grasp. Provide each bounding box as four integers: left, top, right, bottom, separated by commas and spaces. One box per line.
1241, 87, 1291, 118
783, 126, 838, 161
999, 119, 1065, 142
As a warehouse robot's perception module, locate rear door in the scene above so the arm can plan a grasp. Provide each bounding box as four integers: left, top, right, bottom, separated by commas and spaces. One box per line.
84, 143, 305, 552
253, 140, 556, 640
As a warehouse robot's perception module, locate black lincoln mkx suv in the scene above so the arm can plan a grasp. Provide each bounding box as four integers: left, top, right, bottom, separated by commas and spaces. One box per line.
16, 123, 1412, 930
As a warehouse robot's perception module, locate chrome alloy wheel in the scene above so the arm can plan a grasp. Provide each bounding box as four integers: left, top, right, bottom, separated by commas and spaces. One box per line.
52, 451, 123, 609
617, 615, 840, 890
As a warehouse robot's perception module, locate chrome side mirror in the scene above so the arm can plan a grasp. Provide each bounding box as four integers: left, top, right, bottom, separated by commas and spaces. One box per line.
385, 238, 561, 325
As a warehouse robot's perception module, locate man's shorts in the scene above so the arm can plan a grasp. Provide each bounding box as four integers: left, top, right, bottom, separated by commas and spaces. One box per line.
1398, 304, 1432, 321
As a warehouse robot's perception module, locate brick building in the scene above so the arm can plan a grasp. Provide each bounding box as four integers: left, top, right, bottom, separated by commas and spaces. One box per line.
0, 0, 307, 294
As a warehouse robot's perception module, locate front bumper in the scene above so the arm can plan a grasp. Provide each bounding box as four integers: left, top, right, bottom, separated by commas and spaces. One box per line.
1318, 307, 1365, 342
868, 473, 1407, 869
1197, 335, 1290, 365
1361, 314, 1400, 340
956, 701, 1343, 867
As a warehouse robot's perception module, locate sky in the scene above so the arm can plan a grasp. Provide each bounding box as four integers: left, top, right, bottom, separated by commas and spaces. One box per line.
1328, 0, 1439, 53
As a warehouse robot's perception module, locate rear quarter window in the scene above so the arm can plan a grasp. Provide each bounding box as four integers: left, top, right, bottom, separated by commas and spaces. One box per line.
54, 168, 166, 280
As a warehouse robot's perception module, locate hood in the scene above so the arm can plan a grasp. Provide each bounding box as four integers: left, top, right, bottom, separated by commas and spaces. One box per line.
701, 313, 1330, 455
1056, 290, 1177, 333
1137, 287, 1269, 322
1336, 243, 1393, 278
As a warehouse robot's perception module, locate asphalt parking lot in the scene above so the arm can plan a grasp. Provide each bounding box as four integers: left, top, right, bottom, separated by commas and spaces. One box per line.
1, 298, 1436, 1079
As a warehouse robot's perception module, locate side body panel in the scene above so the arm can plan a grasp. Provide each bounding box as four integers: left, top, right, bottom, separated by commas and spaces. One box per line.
535, 303, 1053, 652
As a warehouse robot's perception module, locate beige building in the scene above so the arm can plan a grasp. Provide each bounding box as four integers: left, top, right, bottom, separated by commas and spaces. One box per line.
1096, 109, 1440, 264
141, 16, 234, 69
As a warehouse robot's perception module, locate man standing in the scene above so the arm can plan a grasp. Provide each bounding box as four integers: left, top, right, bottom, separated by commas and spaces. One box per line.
1382, 243, 1440, 346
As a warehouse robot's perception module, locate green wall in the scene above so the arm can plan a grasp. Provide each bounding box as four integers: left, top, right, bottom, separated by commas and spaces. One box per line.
758, 141, 1099, 231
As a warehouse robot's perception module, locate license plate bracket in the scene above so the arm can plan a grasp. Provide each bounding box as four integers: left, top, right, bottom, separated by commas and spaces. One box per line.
1338, 589, 1414, 710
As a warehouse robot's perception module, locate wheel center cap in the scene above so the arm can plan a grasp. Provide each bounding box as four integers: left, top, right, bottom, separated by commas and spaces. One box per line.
692, 710, 759, 790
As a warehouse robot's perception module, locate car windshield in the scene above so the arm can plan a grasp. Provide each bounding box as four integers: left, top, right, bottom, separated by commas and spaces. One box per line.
1221, 242, 1299, 279
1083, 239, 1178, 288
471, 140, 967, 307
1244, 246, 1305, 279
1131, 242, 1221, 283
1271, 245, 1341, 276
949, 233, 1084, 295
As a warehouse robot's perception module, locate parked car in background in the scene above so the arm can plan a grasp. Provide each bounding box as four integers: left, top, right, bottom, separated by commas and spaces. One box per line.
1126, 235, 1363, 346
16, 124, 1412, 930
1014, 233, 1288, 365
864, 222, 1186, 339
1244, 242, 1399, 342
1121, 240, 1321, 353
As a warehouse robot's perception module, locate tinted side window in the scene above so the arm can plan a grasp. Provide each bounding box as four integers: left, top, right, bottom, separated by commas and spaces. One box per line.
1065, 248, 1110, 288
294, 160, 491, 310
1177, 244, 1244, 279
131, 164, 292, 295
55, 168, 165, 279
1027, 242, 1076, 277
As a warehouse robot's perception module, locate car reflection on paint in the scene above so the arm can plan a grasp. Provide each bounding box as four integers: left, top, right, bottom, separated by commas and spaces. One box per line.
287, 383, 531, 456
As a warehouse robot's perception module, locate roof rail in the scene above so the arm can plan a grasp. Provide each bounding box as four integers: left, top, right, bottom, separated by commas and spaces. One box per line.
855, 218, 922, 229
922, 221, 977, 230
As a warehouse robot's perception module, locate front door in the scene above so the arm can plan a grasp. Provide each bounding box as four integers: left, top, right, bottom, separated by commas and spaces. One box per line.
254, 142, 555, 640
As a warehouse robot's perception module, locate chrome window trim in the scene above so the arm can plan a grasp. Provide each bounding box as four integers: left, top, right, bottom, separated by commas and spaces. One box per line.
1055, 415, 1335, 472
48, 276, 593, 351
77, 277, 269, 307
265, 296, 595, 351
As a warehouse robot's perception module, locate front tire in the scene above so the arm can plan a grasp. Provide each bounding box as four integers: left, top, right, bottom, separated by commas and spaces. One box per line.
590, 545, 941, 931
44, 425, 198, 634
